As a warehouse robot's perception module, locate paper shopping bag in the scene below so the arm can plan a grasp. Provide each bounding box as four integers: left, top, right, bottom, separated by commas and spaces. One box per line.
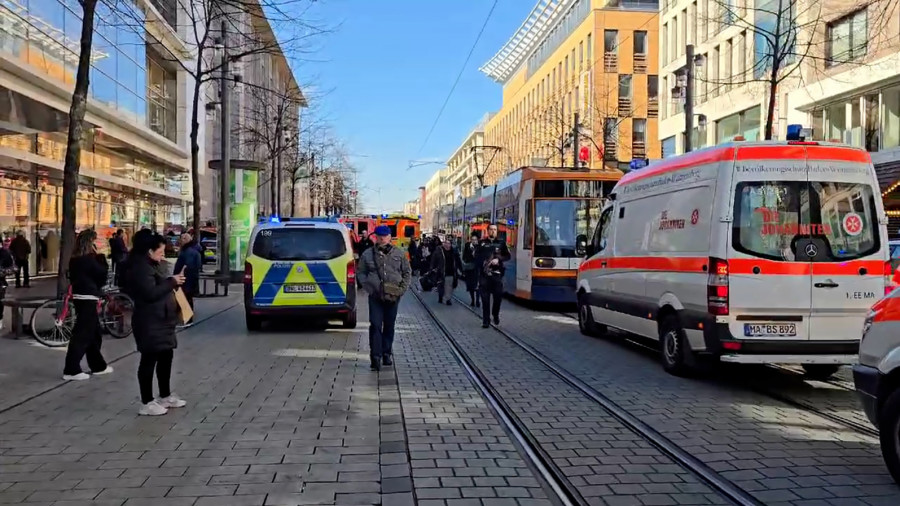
174, 288, 193, 324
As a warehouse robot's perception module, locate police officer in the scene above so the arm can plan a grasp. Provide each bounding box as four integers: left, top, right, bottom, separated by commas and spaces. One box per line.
475, 223, 511, 328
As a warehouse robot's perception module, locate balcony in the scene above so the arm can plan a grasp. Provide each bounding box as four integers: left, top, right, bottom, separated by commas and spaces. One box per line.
648, 98, 659, 118
634, 53, 648, 74
604, 52, 618, 73
618, 97, 632, 117
632, 140, 647, 158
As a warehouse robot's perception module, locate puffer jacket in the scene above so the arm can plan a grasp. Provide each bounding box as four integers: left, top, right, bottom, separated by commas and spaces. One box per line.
127, 256, 178, 353
357, 244, 411, 301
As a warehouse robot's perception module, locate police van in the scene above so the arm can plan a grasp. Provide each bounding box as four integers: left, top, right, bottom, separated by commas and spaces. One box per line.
243, 217, 357, 331
576, 127, 890, 376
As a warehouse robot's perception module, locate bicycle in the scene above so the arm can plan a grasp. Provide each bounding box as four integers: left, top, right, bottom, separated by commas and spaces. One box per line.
30, 286, 134, 347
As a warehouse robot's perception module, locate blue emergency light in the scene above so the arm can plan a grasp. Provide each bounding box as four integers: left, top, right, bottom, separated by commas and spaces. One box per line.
786, 124, 814, 141
269, 215, 281, 223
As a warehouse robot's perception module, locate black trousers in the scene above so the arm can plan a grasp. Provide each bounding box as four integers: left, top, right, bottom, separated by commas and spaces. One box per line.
138, 350, 173, 404
63, 300, 107, 376
479, 277, 503, 325
14, 261, 28, 287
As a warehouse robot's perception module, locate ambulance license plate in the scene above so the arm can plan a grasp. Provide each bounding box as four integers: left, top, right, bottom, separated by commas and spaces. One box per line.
744, 323, 796, 337
284, 284, 317, 294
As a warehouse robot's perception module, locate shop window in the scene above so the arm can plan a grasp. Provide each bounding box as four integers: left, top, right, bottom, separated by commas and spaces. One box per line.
827, 9, 867, 67
716, 106, 761, 143
662, 136, 677, 158
883, 86, 900, 149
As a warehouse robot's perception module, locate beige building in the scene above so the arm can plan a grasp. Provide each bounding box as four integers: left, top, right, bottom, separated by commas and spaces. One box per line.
422, 168, 449, 233
446, 114, 490, 198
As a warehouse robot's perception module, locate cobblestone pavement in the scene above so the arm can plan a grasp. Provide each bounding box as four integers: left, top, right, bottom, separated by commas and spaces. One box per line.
417, 289, 729, 506
391, 296, 553, 506
448, 287, 900, 506
0, 299, 393, 505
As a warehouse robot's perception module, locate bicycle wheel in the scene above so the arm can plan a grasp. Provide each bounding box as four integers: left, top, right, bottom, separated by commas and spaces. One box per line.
101, 292, 133, 339
31, 299, 76, 347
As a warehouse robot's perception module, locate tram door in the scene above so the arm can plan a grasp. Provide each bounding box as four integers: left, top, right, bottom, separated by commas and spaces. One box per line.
516, 182, 534, 295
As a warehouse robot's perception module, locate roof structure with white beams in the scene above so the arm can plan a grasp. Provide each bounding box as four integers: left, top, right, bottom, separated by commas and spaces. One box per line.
479, 0, 572, 84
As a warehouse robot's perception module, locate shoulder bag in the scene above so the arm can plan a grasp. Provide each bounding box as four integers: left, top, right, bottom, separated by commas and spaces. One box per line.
374, 250, 404, 303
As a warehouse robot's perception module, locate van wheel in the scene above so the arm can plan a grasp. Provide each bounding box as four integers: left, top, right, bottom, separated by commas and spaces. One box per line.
246, 314, 262, 332
660, 316, 692, 376
801, 364, 841, 380
879, 389, 900, 484
578, 297, 606, 337
342, 310, 358, 329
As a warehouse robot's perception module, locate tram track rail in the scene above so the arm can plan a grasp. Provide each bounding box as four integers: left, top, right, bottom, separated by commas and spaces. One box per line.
554, 307, 876, 438
427, 291, 763, 506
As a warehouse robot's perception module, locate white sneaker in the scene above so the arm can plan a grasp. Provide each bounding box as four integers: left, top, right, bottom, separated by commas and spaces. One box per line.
158, 395, 187, 408
92, 366, 114, 376
62, 373, 90, 381
138, 400, 168, 416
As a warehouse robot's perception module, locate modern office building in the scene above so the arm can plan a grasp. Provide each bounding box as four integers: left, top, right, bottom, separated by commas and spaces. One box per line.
422, 168, 449, 233
783, 0, 900, 233
0, 0, 196, 274
445, 114, 490, 199
480, 0, 660, 185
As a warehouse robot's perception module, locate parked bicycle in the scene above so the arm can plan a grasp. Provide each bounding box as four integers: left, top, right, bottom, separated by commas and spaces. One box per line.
30, 285, 134, 347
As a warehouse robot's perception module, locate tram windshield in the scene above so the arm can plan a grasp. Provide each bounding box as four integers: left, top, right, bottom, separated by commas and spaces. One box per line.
533, 199, 600, 257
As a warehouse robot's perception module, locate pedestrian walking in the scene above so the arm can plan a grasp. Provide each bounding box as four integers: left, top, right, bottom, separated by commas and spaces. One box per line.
357, 225, 411, 372
173, 233, 201, 324
126, 233, 187, 416
430, 238, 462, 305
9, 230, 30, 288
109, 229, 128, 285
63, 230, 113, 381
476, 223, 511, 328
462, 233, 480, 307
0, 245, 12, 331
408, 238, 420, 275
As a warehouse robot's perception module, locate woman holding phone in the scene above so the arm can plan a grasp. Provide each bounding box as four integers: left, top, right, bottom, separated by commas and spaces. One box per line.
127, 233, 187, 416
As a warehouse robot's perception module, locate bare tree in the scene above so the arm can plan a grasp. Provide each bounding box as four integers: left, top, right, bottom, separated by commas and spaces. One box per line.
698, 0, 896, 140
56, 0, 99, 295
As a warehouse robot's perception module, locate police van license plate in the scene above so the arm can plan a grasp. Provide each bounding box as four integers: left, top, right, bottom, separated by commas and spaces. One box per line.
744, 323, 796, 337
284, 284, 317, 294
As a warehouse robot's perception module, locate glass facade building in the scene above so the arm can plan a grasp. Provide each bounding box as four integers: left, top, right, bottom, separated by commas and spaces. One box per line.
0, 0, 190, 274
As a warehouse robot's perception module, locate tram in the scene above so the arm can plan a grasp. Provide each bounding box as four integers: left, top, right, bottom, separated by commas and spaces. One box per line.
377, 213, 421, 250
448, 167, 621, 303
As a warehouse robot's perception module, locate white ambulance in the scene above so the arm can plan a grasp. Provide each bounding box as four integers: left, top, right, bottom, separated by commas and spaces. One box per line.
576, 131, 890, 376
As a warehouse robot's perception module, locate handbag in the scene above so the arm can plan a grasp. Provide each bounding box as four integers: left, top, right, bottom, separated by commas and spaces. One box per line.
419, 275, 435, 292
374, 251, 404, 303
173, 287, 193, 324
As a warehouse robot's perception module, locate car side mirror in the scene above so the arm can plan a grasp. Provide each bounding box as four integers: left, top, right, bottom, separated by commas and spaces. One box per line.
575, 234, 588, 257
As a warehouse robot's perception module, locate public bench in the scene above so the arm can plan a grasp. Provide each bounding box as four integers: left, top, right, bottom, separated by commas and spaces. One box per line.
1, 297, 48, 339
198, 273, 230, 297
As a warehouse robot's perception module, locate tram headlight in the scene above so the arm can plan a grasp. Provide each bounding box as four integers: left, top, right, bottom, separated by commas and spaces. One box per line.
535, 258, 556, 268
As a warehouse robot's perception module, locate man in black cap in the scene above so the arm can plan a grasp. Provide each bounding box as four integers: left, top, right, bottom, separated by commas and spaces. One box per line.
475, 223, 511, 328
357, 225, 411, 371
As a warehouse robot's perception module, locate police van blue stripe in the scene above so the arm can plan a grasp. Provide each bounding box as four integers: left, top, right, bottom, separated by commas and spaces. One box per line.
254, 263, 293, 305
307, 263, 345, 304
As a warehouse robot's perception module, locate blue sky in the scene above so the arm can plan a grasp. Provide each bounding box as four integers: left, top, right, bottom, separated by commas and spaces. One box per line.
298, 0, 528, 213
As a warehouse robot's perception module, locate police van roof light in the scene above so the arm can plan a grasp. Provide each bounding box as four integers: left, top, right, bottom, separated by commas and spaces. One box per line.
269, 215, 281, 223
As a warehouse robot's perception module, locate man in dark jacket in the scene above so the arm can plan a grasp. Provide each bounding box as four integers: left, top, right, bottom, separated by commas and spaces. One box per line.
9, 231, 30, 288
109, 229, 127, 283
357, 225, 411, 372
430, 238, 462, 305
173, 233, 201, 323
475, 223, 511, 328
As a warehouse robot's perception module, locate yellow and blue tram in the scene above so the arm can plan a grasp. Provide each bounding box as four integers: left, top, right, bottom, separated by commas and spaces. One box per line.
448, 167, 621, 303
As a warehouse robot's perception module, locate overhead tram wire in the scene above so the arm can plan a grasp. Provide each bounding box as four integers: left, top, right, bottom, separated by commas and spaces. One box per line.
414, 0, 500, 159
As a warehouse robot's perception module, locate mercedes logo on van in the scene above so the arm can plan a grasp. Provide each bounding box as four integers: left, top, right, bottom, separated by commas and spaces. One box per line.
296, 265, 305, 274
805, 244, 818, 257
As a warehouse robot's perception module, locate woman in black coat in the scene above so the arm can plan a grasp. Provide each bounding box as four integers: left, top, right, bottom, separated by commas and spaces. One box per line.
461, 233, 481, 307
127, 233, 186, 416
63, 230, 112, 381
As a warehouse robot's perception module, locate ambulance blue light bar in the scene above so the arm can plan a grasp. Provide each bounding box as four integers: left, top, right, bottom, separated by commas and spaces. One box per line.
786, 124, 814, 142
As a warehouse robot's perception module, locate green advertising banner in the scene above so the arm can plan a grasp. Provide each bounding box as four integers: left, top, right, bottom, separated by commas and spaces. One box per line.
228, 169, 258, 267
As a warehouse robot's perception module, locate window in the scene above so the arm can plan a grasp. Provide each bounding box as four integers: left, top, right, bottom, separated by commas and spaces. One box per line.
662, 23, 668, 62
579, 41, 584, 70
604, 30, 618, 52
634, 31, 648, 54
648, 75, 659, 99
827, 9, 867, 66
632, 119, 646, 144
618, 74, 632, 100
252, 228, 346, 261
754, 0, 796, 77
732, 181, 880, 262
592, 207, 613, 253
587, 33, 592, 64
716, 106, 761, 143
883, 86, 900, 149
662, 136, 676, 157
524, 200, 533, 250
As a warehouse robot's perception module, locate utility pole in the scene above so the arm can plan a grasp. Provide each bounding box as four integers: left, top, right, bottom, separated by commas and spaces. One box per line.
219, 20, 231, 279
275, 127, 282, 216
684, 44, 695, 153
308, 153, 315, 217
572, 111, 580, 169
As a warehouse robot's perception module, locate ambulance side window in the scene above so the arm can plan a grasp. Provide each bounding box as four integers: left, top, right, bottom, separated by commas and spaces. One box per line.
592, 207, 613, 253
